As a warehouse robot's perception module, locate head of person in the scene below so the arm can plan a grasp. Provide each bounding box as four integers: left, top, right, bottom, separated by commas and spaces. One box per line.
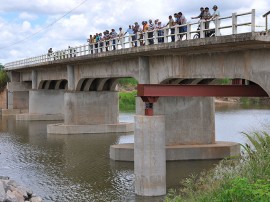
178, 12, 182, 17
158, 21, 161, 25
119, 27, 122, 31
112, 29, 115, 32
213, 5, 218, 11
155, 19, 159, 24
174, 13, 178, 18
205, 7, 209, 11
169, 15, 172, 19
200, 7, 204, 12
129, 25, 131, 28
135, 22, 138, 26
149, 19, 152, 23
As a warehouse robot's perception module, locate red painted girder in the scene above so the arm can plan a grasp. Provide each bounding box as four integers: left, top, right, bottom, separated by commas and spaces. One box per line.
137, 84, 269, 97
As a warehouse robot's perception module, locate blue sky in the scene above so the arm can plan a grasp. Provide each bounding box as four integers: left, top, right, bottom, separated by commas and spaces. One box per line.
0, 0, 269, 65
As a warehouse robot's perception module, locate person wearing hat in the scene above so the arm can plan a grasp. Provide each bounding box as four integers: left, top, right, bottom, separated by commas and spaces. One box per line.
211, 5, 220, 20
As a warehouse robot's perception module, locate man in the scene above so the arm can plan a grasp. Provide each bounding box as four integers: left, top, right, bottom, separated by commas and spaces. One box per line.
125, 25, 134, 47
110, 28, 118, 50
148, 19, 155, 45
191, 7, 204, 20
203, 7, 211, 30
211, 5, 220, 20
178, 12, 187, 40
133, 22, 140, 47
167, 15, 175, 42
118, 27, 125, 48
87, 35, 93, 54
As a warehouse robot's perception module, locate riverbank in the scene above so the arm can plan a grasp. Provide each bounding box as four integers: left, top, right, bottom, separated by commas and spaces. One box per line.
0, 176, 42, 202
166, 132, 270, 201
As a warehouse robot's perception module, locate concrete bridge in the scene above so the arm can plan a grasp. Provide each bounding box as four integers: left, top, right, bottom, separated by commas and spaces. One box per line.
3, 10, 270, 196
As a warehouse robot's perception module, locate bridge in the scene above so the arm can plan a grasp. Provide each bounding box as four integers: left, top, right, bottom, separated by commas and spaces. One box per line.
3, 9, 270, 196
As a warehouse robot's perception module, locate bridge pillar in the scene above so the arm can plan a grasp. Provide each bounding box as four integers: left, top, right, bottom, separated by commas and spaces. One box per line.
67, 65, 75, 90
32, 70, 37, 90
135, 115, 166, 196
16, 90, 64, 121
110, 97, 240, 161
2, 81, 30, 116
47, 91, 134, 134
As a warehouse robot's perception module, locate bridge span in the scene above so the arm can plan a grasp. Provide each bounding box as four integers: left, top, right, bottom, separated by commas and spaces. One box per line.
3, 9, 270, 196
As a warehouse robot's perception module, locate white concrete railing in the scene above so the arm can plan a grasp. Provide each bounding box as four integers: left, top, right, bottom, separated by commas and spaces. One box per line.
4, 9, 256, 69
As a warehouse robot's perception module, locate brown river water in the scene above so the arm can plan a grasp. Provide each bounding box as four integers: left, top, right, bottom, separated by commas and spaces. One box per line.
0, 103, 270, 201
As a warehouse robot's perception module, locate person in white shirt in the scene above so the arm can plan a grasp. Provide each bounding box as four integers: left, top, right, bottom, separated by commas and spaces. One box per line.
211, 5, 220, 20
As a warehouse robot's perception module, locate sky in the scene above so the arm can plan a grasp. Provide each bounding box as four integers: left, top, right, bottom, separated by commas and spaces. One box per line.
0, 0, 269, 65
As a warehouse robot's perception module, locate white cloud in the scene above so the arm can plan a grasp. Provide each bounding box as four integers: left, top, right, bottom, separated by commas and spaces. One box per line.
19, 12, 37, 20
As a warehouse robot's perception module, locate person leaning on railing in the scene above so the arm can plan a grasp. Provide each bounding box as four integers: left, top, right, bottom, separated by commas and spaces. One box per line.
166, 15, 175, 42
148, 19, 155, 45
87, 34, 94, 54
178, 12, 187, 40
156, 21, 165, 43
118, 27, 125, 48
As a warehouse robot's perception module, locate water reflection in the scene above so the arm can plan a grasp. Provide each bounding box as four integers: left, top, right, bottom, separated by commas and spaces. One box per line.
0, 104, 269, 201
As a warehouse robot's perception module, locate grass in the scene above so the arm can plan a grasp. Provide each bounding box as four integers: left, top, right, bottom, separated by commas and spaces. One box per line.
166, 131, 270, 202
119, 90, 136, 112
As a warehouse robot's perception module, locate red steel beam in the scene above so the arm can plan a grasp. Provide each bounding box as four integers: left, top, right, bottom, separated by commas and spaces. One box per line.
137, 84, 269, 98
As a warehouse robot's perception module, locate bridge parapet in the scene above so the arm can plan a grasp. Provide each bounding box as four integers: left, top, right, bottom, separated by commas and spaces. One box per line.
5, 9, 256, 70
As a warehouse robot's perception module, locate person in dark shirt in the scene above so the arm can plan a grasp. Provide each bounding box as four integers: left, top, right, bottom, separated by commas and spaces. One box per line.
191, 7, 205, 20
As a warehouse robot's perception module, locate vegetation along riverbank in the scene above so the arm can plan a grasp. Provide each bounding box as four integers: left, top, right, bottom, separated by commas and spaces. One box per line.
166, 132, 270, 201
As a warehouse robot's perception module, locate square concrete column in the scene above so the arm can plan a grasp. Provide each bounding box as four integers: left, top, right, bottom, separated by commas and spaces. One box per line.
134, 115, 166, 196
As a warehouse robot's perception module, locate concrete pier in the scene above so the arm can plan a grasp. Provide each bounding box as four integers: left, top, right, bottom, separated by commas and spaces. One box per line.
16, 90, 64, 121
134, 115, 166, 196
47, 91, 134, 134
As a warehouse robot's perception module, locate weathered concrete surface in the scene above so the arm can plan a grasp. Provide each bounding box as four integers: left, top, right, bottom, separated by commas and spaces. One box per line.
136, 97, 215, 145
13, 91, 29, 109
7, 82, 31, 92
134, 115, 166, 196
47, 122, 134, 134
2, 109, 28, 116
110, 141, 240, 161
64, 91, 119, 125
29, 90, 64, 114
16, 113, 63, 121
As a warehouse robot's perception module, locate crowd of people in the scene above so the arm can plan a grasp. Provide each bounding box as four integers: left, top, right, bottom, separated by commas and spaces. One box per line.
83, 5, 221, 51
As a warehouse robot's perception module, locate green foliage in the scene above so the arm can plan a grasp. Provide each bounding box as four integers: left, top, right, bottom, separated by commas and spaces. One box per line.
0, 69, 9, 90
167, 132, 270, 202
118, 78, 138, 86
119, 91, 136, 112
217, 78, 231, 85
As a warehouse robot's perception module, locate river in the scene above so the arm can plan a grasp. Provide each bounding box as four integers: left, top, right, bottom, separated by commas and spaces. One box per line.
0, 103, 270, 202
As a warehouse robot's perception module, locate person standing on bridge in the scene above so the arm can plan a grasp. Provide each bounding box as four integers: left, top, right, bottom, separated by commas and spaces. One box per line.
178, 12, 187, 40
87, 35, 94, 54
210, 5, 220, 20
110, 28, 118, 50
125, 25, 134, 47
118, 27, 125, 48
191, 7, 205, 20
166, 15, 175, 42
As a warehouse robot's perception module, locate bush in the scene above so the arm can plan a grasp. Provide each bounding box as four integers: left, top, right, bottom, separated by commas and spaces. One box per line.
166, 132, 270, 202
119, 91, 136, 112
0, 70, 9, 91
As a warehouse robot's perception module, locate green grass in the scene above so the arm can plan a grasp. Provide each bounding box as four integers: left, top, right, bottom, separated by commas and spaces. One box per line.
119, 91, 137, 112
166, 131, 270, 202
118, 78, 138, 86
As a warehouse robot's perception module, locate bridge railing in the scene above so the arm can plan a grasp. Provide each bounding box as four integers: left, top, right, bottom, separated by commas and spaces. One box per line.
4, 9, 256, 69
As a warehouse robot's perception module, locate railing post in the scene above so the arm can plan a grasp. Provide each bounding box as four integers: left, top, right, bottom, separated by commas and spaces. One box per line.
175, 25, 179, 41
186, 23, 191, 40
200, 21, 205, 38
251, 9, 255, 32
232, 13, 237, 34
154, 30, 158, 44
129, 35, 132, 48
145, 32, 149, 46
215, 18, 221, 36
164, 28, 168, 43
